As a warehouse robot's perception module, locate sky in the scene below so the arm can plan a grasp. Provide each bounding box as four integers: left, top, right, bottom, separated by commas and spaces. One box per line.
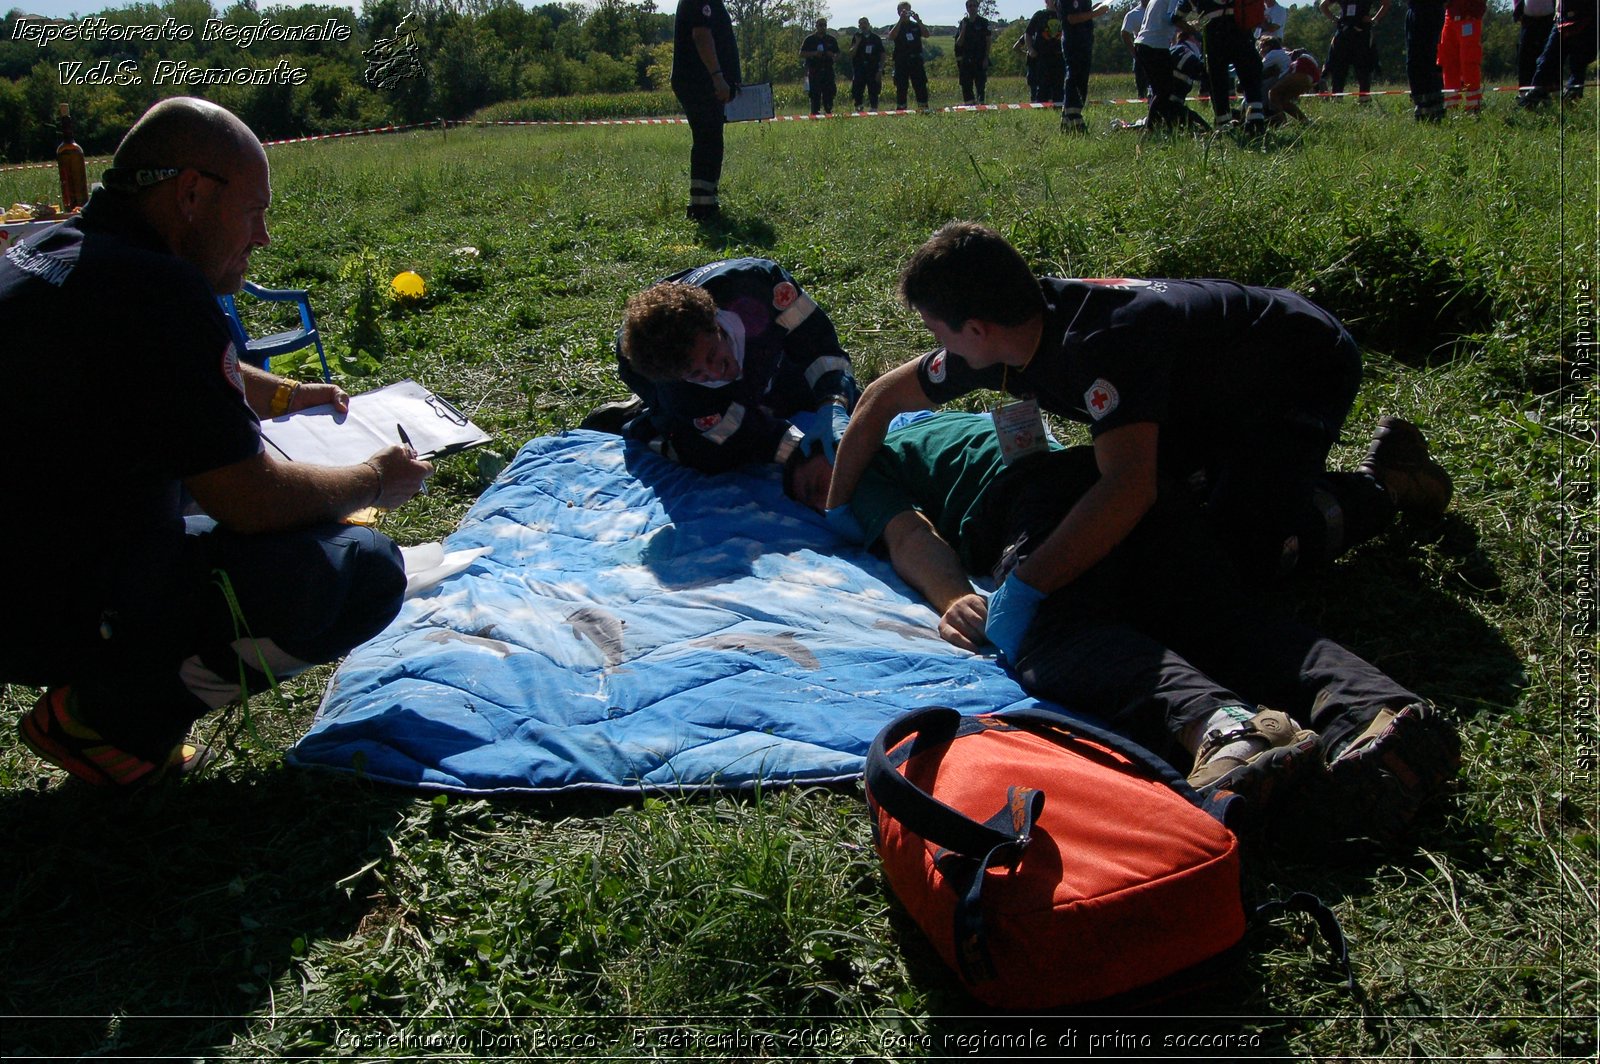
11, 0, 1316, 41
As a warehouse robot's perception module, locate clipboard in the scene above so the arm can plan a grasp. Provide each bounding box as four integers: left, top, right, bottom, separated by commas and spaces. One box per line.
724, 82, 775, 122
261, 379, 490, 465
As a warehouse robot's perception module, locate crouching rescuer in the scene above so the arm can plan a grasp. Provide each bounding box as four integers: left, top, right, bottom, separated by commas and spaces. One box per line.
2, 97, 432, 787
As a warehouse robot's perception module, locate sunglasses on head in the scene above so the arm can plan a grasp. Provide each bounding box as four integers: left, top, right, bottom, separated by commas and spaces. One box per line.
99, 166, 230, 194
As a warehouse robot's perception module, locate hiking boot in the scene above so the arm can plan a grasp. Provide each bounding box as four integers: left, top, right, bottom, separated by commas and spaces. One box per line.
579, 395, 645, 435
1326, 702, 1460, 847
1187, 708, 1321, 810
1358, 415, 1453, 520
18, 686, 214, 788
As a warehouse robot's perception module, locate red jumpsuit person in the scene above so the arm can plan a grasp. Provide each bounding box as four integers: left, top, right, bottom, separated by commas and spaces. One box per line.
1438, 0, 1487, 111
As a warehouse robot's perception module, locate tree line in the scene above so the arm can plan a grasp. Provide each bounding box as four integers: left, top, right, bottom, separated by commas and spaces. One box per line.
1, 0, 1532, 165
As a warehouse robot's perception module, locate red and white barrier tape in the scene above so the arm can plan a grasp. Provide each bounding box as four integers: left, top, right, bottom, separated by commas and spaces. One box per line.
0, 81, 1584, 173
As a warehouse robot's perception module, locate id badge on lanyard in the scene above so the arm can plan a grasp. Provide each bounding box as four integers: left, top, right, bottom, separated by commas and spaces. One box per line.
991, 397, 1049, 465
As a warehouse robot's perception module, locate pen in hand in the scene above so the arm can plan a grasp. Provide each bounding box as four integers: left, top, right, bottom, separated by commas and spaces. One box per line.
397, 422, 429, 495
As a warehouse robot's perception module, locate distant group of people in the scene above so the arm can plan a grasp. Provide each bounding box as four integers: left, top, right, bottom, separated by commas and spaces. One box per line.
667, 0, 1593, 216
800, 1, 974, 115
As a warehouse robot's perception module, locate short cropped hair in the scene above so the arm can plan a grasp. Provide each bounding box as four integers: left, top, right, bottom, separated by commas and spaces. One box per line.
113, 96, 256, 179
620, 282, 719, 382
898, 222, 1045, 330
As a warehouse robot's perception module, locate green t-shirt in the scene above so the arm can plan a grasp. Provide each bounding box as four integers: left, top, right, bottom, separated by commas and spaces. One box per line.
851, 412, 1063, 571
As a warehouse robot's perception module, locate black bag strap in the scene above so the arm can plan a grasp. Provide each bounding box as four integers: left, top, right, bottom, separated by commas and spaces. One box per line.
1253, 892, 1356, 992
866, 706, 1044, 860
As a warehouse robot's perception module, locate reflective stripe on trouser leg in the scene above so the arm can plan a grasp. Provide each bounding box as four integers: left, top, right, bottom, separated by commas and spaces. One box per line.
180, 638, 314, 710
689, 178, 719, 207
1309, 487, 1347, 566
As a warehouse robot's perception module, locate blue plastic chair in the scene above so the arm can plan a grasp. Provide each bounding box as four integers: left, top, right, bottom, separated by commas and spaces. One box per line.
218, 280, 332, 382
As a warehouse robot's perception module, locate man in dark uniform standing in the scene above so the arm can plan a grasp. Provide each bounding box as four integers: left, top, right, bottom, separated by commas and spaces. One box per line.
955, 0, 994, 104
672, 0, 740, 220
1321, 0, 1390, 102
614, 258, 858, 473
1517, 0, 1598, 105
1405, 0, 1448, 117
1513, 0, 1556, 90
890, 1, 931, 109
850, 17, 885, 109
2, 97, 431, 787
801, 17, 842, 115
1175, 0, 1268, 128
1027, 0, 1067, 103
1060, 0, 1112, 129
828, 223, 1453, 649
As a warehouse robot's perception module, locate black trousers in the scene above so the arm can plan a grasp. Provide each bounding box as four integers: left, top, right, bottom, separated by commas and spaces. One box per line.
1035, 56, 1065, 102
1407, 1, 1447, 114
808, 72, 837, 113
894, 56, 929, 107
1203, 18, 1265, 119
958, 59, 988, 102
1326, 23, 1378, 96
675, 86, 725, 206
993, 465, 1418, 766
853, 67, 883, 108
5, 521, 405, 760
1138, 43, 1209, 128
1516, 12, 1554, 86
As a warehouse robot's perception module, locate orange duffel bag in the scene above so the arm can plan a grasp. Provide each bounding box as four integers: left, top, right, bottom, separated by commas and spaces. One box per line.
866, 706, 1251, 1009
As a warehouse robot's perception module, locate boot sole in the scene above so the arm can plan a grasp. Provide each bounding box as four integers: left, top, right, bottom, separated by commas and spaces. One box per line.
1329, 704, 1461, 846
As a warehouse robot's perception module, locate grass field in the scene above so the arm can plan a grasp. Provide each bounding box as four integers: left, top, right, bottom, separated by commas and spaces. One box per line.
1, 78, 1596, 1060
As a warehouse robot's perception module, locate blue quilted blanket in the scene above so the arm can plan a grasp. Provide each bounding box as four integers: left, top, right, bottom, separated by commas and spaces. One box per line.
288, 430, 1070, 794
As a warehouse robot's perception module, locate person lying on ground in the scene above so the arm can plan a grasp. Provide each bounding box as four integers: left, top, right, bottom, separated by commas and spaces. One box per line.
791, 410, 1460, 847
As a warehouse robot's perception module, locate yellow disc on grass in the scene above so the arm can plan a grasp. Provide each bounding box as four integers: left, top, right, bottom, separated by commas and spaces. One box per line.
391, 270, 426, 300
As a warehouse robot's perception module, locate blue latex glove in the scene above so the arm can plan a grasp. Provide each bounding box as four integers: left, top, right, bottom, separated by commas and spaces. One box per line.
985, 572, 1047, 664
825, 505, 866, 543
799, 404, 851, 464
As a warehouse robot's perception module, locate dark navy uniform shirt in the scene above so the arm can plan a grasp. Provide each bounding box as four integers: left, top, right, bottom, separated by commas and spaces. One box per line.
892, 20, 926, 60
1028, 8, 1066, 55
803, 31, 841, 76
914, 277, 1355, 477
853, 31, 885, 75
955, 15, 993, 60
672, 0, 740, 96
617, 258, 857, 473
1331, 0, 1379, 26
0, 188, 262, 622
1060, 0, 1098, 37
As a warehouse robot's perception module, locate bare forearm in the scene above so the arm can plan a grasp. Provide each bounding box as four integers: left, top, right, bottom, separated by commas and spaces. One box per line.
192, 457, 378, 534
825, 362, 928, 509
187, 445, 429, 534
240, 361, 295, 418
884, 512, 988, 649
885, 514, 974, 614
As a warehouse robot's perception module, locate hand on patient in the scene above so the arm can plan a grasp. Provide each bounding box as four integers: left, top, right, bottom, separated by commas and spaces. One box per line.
939, 592, 989, 651
799, 403, 852, 463
984, 571, 1046, 664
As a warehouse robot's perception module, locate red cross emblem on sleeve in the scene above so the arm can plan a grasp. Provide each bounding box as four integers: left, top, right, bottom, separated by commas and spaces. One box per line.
1084, 378, 1119, 420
